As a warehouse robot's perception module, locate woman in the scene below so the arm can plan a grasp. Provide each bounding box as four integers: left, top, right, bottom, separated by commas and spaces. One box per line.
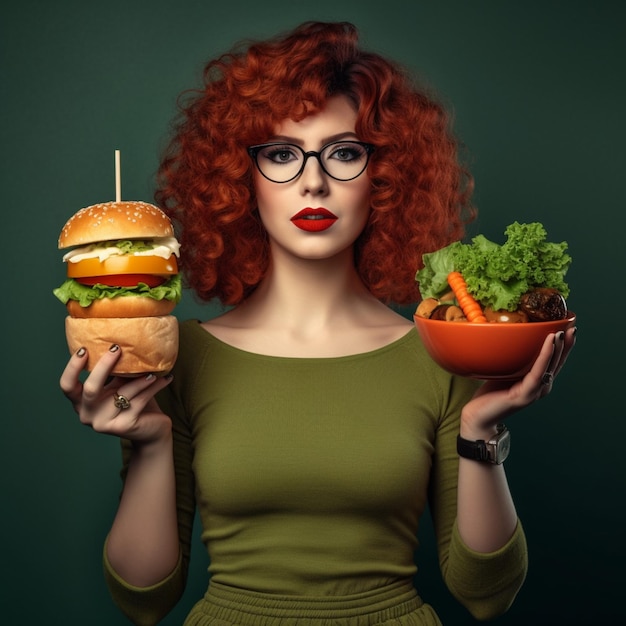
60, 21, 575, 626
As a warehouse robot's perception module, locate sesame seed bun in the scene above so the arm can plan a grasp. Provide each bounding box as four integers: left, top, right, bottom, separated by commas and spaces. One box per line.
58, 201, 174, 249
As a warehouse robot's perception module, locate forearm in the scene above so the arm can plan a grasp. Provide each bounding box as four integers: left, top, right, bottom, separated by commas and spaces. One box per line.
106, 434, 180, 587
456, 423, 518, 553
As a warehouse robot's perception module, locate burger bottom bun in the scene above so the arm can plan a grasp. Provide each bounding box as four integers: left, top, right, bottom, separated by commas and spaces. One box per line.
65, 315, 179, 376
66, 296, 175, 318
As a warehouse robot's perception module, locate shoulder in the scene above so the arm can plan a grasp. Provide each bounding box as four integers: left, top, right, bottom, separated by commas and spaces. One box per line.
171, 319, 228, 380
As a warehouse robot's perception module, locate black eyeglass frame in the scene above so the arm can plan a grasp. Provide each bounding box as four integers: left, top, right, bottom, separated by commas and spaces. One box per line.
247, 140, 376, 183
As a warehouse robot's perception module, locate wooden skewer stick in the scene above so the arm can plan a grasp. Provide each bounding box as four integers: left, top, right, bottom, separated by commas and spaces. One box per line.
115, 149, 121, 202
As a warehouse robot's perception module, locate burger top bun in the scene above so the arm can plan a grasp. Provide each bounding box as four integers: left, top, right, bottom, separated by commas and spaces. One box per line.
58, 201, 174, 249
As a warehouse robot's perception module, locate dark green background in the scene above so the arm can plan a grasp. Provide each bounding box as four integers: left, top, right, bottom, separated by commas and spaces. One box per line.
2, 1, 624, 624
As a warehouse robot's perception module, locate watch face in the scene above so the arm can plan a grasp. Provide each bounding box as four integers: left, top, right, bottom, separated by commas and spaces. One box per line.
494, 429, 511, 464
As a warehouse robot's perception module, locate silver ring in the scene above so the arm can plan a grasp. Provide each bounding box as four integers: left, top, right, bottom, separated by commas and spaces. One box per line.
541, 372, 554, 386
113, 393, 131, 410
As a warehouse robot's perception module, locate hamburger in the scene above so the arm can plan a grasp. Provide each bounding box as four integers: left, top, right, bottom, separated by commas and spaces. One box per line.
53, 200, 182, 375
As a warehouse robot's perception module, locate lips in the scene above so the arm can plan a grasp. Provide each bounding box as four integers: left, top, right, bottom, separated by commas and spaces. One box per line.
291, 208, 338, 232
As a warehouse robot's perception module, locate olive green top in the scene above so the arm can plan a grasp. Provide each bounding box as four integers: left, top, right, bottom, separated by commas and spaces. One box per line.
104, 320, 527, 625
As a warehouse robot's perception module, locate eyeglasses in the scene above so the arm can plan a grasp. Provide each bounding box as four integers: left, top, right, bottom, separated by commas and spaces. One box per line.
247, 140, 375, 183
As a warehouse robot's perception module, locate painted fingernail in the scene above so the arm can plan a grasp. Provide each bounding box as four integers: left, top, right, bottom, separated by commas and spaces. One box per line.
76, 347, 86, 357
109, 344, 120, 353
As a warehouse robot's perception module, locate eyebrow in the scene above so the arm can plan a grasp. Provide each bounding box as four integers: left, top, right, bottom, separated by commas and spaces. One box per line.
268, 132, 360, 146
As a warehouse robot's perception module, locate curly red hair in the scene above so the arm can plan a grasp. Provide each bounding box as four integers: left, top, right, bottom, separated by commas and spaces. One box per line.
156, 21, 475, 306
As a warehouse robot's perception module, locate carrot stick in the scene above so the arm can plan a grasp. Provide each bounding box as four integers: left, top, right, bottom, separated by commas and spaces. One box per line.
447, 271, 487, 323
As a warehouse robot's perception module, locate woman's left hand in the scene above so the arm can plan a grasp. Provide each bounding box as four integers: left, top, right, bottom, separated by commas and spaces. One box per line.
460, 326, 577, 436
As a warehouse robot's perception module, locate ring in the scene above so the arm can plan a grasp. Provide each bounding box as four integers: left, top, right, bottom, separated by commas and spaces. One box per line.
113, 393, 131, 410
541, 372, 554, 386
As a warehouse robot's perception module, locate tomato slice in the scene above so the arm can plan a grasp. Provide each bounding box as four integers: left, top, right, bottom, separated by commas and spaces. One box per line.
76, 274, 166, 288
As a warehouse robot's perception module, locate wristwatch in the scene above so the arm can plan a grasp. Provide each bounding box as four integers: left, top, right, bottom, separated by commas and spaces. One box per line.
457, 424, 511, 464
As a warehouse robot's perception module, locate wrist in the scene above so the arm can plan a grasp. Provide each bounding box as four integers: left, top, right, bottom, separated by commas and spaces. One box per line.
459, 419, 501, 442
457, 423, 511, 465
130, 429, 173, 458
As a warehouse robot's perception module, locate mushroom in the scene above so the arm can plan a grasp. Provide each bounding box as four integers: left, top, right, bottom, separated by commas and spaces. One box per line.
430, 304, 467, 322
519, 288, 567, 321
415, 298, 440, 319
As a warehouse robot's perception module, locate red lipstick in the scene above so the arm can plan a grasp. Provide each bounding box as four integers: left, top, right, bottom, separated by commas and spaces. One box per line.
291, 208, 338, 232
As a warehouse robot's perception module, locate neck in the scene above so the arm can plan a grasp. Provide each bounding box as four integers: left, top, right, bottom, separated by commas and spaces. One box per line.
242, 246, 375, 330
205, 241, 412, 357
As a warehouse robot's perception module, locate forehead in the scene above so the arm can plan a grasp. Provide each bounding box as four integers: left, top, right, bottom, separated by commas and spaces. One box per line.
273, 95, 358, 141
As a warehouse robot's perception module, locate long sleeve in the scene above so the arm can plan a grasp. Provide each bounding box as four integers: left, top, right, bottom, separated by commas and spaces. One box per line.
444, 520, 527, 620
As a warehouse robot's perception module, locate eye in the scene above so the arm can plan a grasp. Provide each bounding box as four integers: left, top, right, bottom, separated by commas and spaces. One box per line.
260, 145, 300, 164
327, 143, 367, 162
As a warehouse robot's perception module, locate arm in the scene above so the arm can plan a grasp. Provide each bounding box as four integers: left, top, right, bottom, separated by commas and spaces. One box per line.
103, 381, 197, 626
106, 427, 179, 586
456, 327, 575, 552
430, 327, 575, 619
60, 345, 189, 623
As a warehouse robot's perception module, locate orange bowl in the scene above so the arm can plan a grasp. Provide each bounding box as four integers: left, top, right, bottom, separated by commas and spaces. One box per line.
414, 312, 576, 380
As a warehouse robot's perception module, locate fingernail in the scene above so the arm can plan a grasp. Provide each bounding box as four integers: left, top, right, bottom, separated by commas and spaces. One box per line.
145, 373, 155, 381
165, 373, 174, 381
109, 344, 120, 353
76, 347, 86, 357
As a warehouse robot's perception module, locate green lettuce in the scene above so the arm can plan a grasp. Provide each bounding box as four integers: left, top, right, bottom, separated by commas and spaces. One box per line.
75, 240, 158, 255
53, 274, 182, 308
415, 222, 571, 311
113, 240, 156, 253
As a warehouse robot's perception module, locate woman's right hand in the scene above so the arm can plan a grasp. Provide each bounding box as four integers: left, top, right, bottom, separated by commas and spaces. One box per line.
59, 344, 175, 445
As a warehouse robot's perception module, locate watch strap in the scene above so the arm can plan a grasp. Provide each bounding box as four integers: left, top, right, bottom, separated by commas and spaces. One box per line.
457, 424, 510, 464
457, 435, 490, 462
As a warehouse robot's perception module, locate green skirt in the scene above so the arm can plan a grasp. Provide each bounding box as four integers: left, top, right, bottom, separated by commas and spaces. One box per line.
184, 580, 442, 626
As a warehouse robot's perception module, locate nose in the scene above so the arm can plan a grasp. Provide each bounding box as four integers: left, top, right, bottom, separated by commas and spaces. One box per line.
298, 153, 329, 195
